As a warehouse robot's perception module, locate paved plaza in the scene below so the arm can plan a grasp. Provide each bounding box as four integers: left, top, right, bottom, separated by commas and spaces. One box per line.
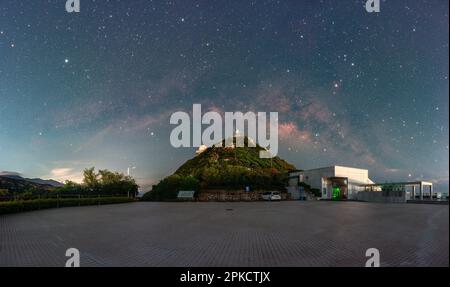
0, 201, 448, 267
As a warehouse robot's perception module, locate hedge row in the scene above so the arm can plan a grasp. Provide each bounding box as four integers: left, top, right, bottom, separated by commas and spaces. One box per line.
0, 197, 135, 215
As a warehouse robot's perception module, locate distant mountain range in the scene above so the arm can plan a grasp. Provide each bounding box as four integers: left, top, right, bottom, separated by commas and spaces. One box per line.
0, 172, 64, 191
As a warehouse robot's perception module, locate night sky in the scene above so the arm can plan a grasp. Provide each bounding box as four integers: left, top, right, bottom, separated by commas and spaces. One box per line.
0, 0, 448, 191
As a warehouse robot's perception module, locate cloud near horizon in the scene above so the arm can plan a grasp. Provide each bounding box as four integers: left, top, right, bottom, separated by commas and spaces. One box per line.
49, 168, 83, 183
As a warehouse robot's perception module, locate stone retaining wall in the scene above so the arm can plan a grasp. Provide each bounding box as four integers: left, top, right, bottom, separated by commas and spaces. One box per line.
197, 189, 291, 202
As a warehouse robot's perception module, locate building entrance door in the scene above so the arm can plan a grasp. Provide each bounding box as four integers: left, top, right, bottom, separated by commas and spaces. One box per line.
330, 177, 348, 200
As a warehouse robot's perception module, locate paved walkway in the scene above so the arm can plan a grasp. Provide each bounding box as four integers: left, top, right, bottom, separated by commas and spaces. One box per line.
0, 201, 448, 267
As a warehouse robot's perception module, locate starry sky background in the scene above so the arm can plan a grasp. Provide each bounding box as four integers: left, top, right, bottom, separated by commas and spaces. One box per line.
0, 0, 448, 192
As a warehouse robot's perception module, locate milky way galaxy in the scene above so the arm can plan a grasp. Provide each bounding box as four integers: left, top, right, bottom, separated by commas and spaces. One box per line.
0, 0, 448, 191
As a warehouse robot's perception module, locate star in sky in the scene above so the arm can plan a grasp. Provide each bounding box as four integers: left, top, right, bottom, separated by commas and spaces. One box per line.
0, 0, 447, 192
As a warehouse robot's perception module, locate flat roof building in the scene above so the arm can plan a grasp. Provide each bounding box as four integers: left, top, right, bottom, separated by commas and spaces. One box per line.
289, 166, 374, 200
288, 166, 435, 202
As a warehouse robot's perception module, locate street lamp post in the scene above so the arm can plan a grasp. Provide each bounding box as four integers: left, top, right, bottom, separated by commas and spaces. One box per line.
127, 166, 136, 198
127, 166, 136, 176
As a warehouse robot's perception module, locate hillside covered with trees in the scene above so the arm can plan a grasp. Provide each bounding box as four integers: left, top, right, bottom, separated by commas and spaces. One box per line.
144, 137, 296, 201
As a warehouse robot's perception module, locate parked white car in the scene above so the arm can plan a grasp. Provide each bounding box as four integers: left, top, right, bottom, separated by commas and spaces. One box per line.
262, 192, 281, 201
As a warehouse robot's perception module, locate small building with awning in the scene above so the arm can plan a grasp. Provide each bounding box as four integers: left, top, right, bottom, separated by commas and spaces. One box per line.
358, 181, 434, 202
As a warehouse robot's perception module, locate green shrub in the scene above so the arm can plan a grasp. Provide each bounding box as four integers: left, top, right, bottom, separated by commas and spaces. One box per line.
141, 175, 200, 201
299, 182, 311, 190
310, 188, 322, 197
0, 197, 134, 215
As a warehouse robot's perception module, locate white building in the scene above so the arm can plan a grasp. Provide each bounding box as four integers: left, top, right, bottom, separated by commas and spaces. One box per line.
288, 166, 436, 202
288, 166, 374, 200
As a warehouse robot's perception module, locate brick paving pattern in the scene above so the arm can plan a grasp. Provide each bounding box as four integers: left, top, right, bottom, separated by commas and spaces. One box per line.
0, 201, 448, 267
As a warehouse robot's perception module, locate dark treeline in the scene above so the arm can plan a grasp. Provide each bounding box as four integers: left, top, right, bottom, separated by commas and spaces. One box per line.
0, 167, 138, 200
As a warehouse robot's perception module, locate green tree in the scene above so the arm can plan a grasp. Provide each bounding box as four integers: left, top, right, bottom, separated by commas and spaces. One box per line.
83, 167, 99, 192
81, 167, 138, 197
